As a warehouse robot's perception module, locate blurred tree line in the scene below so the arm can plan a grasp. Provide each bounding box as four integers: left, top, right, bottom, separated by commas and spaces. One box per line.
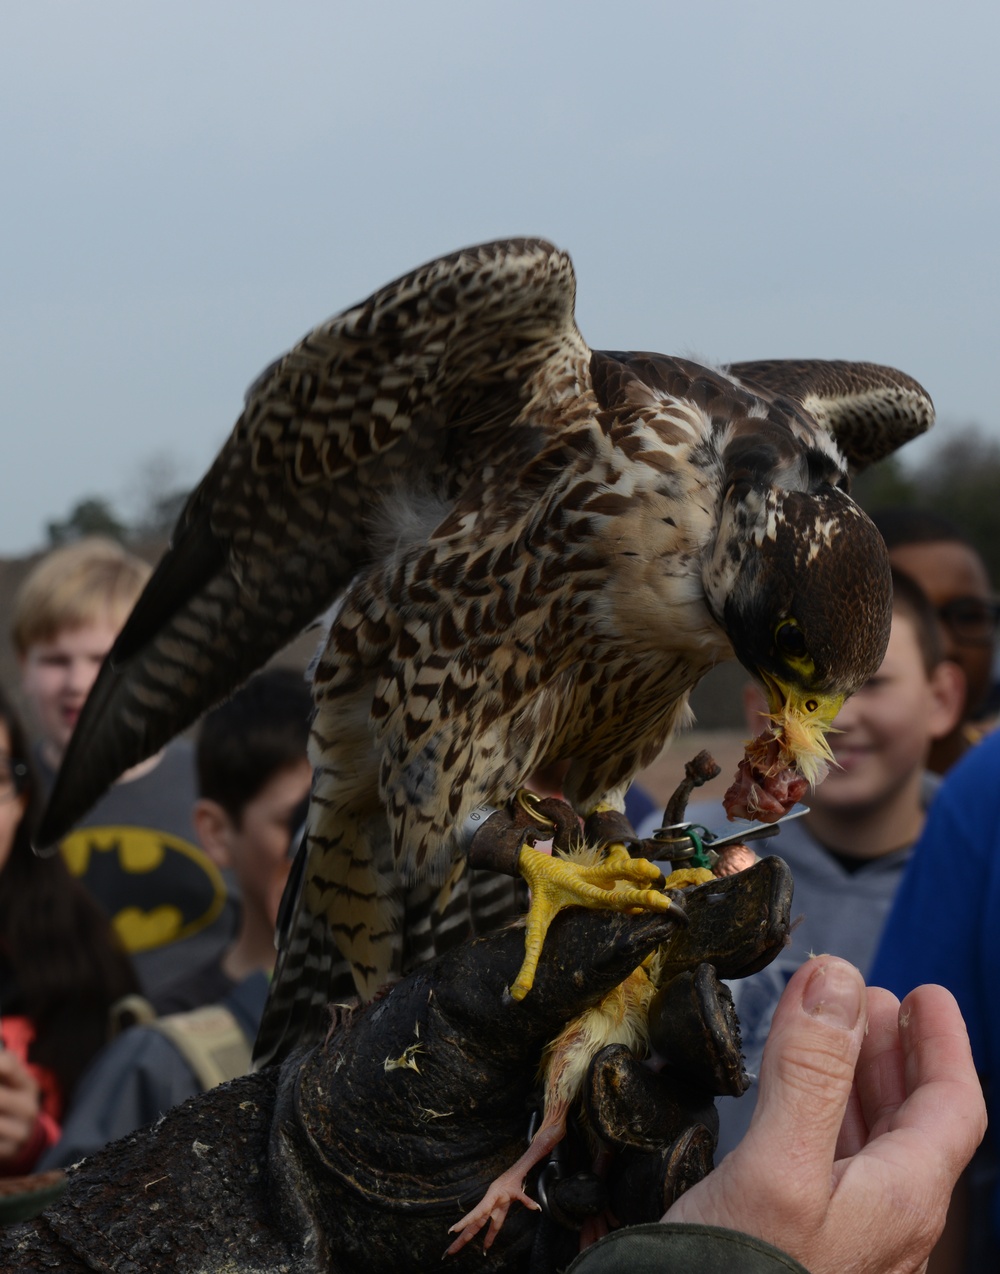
852, 424, 1000, 581
46, 491, 188, 548
46, 454, 189, 550
42, 425, 1000, 584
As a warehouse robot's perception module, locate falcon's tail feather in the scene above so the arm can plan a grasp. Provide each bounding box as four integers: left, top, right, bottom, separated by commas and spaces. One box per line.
254, 842, 528, 1067
254, 877, 358, 1068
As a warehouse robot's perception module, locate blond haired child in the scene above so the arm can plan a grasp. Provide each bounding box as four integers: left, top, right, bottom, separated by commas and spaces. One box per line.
12, 538, 238, 999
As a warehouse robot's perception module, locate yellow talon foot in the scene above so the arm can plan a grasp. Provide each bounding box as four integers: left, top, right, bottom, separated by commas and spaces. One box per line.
509, 843, 672, 1002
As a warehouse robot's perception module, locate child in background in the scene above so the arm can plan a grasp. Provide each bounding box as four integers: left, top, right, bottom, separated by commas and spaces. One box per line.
872, 507, 998, 771
0, 685, 138, 1175
40, 669, 312, 1168
157, 667, 313, 1012
11, 537, 239, 1001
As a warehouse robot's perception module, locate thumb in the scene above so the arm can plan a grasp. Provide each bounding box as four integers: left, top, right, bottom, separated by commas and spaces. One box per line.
746, 956, 868, 1171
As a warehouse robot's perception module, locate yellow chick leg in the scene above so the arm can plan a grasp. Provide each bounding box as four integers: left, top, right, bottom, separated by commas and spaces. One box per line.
662, 867, 716, 889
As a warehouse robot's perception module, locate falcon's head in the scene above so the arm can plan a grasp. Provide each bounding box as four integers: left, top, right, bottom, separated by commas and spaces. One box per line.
706, 475, 892, 821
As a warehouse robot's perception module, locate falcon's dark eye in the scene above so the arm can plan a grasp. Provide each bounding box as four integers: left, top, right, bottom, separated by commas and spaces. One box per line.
775, 621, 807, 659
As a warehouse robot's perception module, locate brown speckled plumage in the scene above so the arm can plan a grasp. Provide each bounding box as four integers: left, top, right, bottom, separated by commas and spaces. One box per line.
35, 239, 932, 1065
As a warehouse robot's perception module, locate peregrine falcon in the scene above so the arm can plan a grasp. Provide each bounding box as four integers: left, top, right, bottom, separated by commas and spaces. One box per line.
36, 239, 932, 1066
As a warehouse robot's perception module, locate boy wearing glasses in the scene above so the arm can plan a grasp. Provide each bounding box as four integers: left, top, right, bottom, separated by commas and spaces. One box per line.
872, 508, 998, 773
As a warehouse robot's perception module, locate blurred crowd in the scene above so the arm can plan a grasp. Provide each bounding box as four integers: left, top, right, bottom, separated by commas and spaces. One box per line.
1, 536, 312, 1174
2, 507, 1000, 1269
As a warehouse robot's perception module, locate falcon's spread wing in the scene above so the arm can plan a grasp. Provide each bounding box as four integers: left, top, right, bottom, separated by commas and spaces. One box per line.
37, 239, 587, 844
726, 358, 934, 472
35, 239, 934, 1068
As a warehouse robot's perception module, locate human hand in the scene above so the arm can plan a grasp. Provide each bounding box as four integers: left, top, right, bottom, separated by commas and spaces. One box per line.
0, 1049, 41, 1163
664, 955, 987, 1274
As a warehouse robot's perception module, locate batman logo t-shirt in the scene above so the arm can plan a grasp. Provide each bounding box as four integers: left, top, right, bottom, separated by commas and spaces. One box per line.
38, 740, 239, 1000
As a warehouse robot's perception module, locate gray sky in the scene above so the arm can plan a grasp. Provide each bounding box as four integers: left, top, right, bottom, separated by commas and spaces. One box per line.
3, 1, 997, 555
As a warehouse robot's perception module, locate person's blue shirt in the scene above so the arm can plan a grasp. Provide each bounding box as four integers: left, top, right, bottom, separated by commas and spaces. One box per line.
871, 728, 1000, 1240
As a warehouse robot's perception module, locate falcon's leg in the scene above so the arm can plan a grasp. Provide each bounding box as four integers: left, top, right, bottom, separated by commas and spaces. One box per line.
444, 1109, 567, 1256
510, 840, 674, 1002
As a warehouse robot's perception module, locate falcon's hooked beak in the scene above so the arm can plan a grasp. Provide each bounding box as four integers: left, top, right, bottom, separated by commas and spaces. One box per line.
723, 671, 844, 822
758, 672, 842, 785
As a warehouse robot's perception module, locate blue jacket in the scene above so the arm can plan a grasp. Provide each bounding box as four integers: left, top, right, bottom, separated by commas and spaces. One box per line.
871, 729, 1000, 1242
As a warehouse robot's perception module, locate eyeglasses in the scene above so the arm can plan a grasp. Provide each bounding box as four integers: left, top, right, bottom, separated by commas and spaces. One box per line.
0, 753, 28, 804
936, 597, 1000, 646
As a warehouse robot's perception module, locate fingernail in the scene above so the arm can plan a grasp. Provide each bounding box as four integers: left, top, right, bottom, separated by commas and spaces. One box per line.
801, 958, 863, 1030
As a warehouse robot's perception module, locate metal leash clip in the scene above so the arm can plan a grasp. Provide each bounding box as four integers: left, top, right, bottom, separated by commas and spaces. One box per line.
649, 803, 810, 871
